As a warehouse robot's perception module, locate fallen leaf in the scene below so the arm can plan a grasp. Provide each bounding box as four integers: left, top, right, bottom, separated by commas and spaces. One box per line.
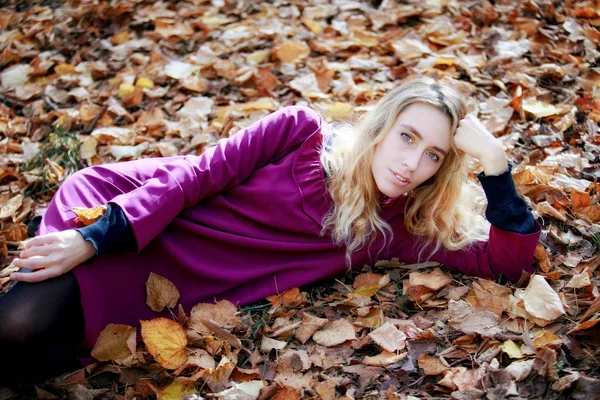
140, 318, 187, 370
363, 350, 407, 367
368, 321, 407, 352
91, 324, 136, 363
145, 272, 180, 312
72, 204, 107, 226
418, 353, 450, 375
294, 313, 328, 344
521, 275, 566, 324
312, 318, 356, 347
409, 267, 452, 291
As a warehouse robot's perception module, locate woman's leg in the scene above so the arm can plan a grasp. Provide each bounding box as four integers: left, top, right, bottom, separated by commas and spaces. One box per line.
0, 271, 84, 385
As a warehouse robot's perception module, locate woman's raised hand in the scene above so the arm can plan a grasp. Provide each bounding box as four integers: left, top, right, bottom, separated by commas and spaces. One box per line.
454, 114, 509, 176
10, 230, 96, 283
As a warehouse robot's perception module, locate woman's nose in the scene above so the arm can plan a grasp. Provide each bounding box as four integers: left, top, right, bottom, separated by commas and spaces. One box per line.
402, 150, 421, 171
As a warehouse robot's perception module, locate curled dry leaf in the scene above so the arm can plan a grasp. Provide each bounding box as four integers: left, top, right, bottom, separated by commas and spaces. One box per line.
521, 275, 566, 325
198, 318, 242, 349
312, 318, 356, 347
409, 267, 452, 291
353, 272, 390, 297
72, 204, 108, 226
261, 336, 287, 353
188, 300, 242, 336
418, 353, 450, 376
363, 350, 407, 367
505, 359, 535, 382
294, 313, 328, 344
145, 272, 180, 312
140, 318, 187, 370
0, 194, 23, 220
266, 287, 306, 308
368, 321, 407, 352
91, 324, 136, 364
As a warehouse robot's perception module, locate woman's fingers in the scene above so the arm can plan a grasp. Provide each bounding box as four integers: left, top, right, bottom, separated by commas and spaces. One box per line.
13, 255, 59, 270
19, 243, 57, 259
10, 267, 62, 283
24, 233, 57, 249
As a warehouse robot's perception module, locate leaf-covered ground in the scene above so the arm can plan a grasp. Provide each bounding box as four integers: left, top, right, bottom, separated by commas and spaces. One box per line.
1, 0, 600, 398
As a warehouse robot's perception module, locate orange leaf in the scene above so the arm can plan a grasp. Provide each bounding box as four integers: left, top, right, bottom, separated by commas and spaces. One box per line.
72, 205, 107, 226
267, 287, 306, 307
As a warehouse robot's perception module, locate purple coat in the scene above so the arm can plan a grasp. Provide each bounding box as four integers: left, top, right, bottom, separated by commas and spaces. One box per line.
38, 106, 540, 349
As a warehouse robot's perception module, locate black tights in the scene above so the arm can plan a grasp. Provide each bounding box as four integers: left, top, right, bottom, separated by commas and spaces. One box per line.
0, 272, 85, 385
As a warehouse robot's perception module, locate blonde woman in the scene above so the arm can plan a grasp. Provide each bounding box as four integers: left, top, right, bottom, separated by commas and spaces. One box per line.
1, 76, 540, 383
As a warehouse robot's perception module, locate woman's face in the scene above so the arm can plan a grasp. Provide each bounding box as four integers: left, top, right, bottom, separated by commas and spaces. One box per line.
371, 102, 452, 198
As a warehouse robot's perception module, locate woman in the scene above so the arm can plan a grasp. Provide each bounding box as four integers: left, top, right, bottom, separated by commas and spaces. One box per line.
0, 76, 540, 383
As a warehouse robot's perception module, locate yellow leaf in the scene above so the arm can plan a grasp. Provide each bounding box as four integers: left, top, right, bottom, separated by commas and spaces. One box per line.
301, 17, 323, 34
502, 340, 524, 359
522, 98, 563, 118
141, 318, 187, 369
273, 40, 310, 64
158, 378, 196, 400
135, 77, 154, 89
54, 63, 75, 75
117, 83, 136, 98
72, 205, 107, 226
145, 272, 180, 312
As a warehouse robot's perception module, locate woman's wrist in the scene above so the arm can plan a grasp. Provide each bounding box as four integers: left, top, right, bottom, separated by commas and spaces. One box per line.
480, 147, 509, 176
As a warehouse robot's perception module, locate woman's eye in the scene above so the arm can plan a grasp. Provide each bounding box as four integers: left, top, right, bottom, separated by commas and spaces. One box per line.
427, 152, 440, 162
401, 133, 413, 143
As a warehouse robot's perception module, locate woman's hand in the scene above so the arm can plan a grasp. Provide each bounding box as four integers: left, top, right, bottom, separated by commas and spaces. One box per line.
10, 230, 96, 283
454, 114, 509, 176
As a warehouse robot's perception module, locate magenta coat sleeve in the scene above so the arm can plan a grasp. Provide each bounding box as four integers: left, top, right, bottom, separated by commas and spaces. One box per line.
109, 106, 324, 251
427, 222, 542, 283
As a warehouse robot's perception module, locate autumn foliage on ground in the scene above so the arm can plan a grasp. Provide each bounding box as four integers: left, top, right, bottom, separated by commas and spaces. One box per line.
1, 0, 600, 398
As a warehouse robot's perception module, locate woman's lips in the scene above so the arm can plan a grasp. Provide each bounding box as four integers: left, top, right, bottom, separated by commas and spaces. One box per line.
391, 170, 411, 187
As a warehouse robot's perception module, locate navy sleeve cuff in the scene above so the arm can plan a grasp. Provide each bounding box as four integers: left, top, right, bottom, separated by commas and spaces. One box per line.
477, 166, 538, 235
74, 203, 137, 256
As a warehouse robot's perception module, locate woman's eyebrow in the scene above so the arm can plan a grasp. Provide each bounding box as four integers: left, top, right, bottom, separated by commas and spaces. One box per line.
398, 124, 448, 157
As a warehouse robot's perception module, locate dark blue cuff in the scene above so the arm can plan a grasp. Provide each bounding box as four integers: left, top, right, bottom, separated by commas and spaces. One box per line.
74, 203, 137, 256
477, 166, 538, 235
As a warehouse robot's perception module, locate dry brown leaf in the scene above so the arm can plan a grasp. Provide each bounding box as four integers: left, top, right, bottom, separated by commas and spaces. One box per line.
266, 287, 306, 307
409, 267, 452, 291
198, 318, 242, 349
368, 321, 407, 352
312, 318, 356, 347
145, 272, 180, 312
418, 353, 450, 376
91, 324, 136, 364
273, 40, 310, 64
188, 300, 242, 336
272, 386, 302, 400
294, 313, 328, 344
363, 350, 407, 367
140, 318, 187, 370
